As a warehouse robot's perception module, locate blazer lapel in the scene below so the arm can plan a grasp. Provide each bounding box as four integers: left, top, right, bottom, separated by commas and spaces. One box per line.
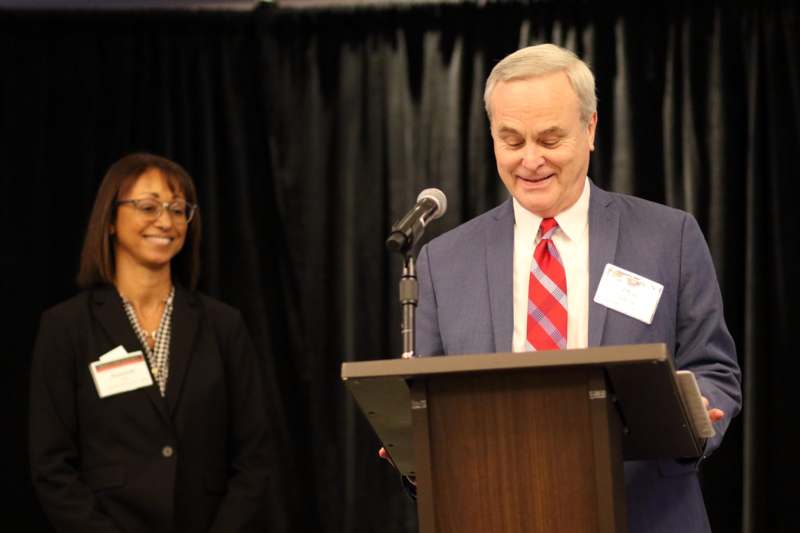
487, 200, 515, 353
90, 286, 170, 424
588, 183, 620, 347
165, 286, 200, 416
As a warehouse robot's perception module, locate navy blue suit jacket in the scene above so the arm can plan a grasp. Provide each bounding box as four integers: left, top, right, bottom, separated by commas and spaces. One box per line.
415, 181, 741, 533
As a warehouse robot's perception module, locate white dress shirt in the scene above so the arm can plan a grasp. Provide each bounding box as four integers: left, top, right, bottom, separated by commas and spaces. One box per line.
512, 177, 590, 352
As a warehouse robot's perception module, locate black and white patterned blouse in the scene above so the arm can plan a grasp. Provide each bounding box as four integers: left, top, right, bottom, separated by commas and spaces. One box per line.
121, 287, 175, 396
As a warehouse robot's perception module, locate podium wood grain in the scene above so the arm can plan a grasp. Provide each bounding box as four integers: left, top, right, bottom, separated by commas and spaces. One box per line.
412, 367, 624, 533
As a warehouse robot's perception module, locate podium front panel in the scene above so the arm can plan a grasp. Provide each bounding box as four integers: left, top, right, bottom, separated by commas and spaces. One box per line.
411, 366, 625, 533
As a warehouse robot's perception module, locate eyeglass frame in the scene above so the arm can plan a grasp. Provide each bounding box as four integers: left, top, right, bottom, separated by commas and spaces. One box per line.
115, 198, 198, 224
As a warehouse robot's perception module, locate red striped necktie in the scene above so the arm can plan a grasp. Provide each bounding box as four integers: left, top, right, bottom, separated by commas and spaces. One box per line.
526, 218, 568, 351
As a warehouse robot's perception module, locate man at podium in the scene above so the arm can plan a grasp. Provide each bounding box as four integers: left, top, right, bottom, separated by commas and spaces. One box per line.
413, 44, 741, 533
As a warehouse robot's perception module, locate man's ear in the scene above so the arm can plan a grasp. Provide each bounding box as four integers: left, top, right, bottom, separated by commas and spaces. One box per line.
588, 111, 598, 151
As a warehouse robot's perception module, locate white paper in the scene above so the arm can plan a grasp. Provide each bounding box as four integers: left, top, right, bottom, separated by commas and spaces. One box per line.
675, 370, 715, 439
99, 345, 130, 362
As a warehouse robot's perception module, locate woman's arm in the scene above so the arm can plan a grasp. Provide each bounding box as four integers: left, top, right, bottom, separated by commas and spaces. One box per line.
29, 307, 123, 533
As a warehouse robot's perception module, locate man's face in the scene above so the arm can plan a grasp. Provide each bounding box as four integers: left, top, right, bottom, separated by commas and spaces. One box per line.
488, 72, 597, 218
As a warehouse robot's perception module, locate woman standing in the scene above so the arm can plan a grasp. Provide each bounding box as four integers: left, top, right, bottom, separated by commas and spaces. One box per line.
29, 153, 270, 532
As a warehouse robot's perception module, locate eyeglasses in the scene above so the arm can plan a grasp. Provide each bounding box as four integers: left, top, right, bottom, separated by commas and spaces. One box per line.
116, 198, 198, 224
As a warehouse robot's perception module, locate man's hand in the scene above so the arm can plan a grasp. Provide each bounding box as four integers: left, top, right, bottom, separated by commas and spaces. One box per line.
378, 446, 397, 469
702, 396, 725, 423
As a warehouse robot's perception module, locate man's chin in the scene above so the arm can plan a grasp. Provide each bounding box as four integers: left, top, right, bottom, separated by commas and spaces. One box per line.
514, 190, 556, 218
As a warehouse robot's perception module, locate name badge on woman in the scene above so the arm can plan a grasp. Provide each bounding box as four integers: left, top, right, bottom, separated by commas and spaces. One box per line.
89, 345, 153, 398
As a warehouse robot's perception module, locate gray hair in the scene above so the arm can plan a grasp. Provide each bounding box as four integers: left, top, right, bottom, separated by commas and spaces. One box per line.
484, 43, 597, 125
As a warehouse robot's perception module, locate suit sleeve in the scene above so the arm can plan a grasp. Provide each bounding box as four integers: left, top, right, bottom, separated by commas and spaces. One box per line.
415, 243, 445, 356
29, 309, 124, 533
675, 214, 742, 456
208, 312, 272, 533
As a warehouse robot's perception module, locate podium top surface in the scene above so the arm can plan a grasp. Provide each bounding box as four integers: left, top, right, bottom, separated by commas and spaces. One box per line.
341, 343, 669, 381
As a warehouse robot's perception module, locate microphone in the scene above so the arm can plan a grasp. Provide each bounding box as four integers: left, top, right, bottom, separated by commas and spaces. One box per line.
386, 188, 447, 254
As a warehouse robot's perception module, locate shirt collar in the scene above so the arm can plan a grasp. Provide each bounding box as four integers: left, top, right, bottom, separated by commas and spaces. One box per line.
512, 176, 591, 241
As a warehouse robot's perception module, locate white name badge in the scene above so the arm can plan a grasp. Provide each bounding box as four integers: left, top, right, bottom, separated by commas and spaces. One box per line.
90, 346, 153, 398
593, 263, 663, 324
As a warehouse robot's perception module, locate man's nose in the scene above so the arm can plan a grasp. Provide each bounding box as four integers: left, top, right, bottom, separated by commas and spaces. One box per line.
521, 145, 545, 169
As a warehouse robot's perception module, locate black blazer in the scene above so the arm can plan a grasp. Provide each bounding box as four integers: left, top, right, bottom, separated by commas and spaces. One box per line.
29, 285, 271, 533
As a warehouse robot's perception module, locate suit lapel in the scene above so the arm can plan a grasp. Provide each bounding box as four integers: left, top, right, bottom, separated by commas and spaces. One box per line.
487, 200, 515, 353
90, 286, 170, 423
588, 183, 620, 347
165, 286, 200, 416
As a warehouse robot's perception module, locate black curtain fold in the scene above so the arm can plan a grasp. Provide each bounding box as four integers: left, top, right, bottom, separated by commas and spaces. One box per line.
3, 2, 798, 532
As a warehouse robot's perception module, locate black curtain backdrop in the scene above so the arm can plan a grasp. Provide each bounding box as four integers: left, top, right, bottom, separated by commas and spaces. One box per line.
2, 2, 798, 532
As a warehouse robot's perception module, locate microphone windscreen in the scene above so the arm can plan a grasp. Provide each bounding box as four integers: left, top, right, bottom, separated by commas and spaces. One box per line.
416, 188, 447, 221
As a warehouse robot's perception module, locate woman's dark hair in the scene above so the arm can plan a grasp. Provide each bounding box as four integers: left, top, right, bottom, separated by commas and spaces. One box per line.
77, 153, 202, 289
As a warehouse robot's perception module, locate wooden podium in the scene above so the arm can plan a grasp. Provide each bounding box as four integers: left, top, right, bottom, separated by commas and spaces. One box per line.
341, 344, 705, 533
